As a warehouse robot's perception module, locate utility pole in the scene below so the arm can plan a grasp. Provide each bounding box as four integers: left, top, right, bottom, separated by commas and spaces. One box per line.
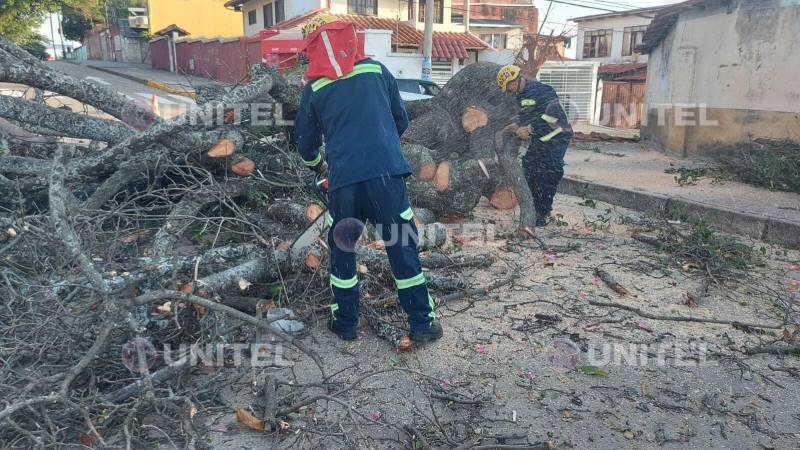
421, 0, 433, 81
48, 13, 58, 60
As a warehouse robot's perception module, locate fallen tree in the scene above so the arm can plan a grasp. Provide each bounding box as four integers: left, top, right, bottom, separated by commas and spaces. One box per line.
0, 38, 532, 448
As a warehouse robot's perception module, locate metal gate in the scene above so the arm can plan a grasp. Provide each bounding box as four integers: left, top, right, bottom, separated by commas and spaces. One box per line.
537, 61, 599, 124
600, 81, 645, 128
431, 59, 454, 87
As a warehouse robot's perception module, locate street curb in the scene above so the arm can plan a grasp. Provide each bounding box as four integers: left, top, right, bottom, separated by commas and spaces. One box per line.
87, 64, 150, 86
558, 177, 800, 248
86, 65, 195, 98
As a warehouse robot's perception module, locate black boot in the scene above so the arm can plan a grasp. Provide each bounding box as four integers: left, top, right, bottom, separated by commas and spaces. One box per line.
327, 318, 357, 341
410, 320, 443, 344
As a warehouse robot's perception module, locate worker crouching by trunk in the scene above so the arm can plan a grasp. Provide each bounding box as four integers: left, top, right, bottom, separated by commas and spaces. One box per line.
497, 65, 574, 227
294, 16, 442, 344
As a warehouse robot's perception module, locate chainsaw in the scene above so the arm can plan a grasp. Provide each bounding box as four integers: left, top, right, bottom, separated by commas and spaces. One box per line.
289, 173, 329, 261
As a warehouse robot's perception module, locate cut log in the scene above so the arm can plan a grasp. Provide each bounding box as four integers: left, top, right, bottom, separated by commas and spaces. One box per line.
494, 124, 536, 235
208, 138, 236, 158
489, 185, 519, 210
461, 106, 488, 133
402, 142, 437, 181
231, 157, 255, 176
419, 163, 437, 181
433, 161, 450, 192
266, 200, 308, 227
403, 63, 520, 162
413, 207, 435, 225
305, 203, 324, 223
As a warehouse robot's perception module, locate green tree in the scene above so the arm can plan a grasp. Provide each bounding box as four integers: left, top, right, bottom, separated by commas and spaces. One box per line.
61, 5, 104, 42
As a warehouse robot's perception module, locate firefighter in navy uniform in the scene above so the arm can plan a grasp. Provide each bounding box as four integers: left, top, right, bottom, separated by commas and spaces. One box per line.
497, 65, 573, 226
294, 16, 442, 344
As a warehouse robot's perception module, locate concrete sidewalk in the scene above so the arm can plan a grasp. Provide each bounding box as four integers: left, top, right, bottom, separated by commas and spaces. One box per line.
69, 60, 216, 92
558, 142, 800, 247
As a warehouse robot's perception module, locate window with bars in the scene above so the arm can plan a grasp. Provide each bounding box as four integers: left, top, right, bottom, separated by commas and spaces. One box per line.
418, 0, 444, 24
582, 29, 612, 58
348, 0, 378, 16
479, 33, 507, 49
622, 25, 647, 56
247, 9, 257, 25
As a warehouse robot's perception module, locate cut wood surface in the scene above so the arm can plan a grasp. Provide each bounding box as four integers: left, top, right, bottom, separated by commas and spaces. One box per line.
461, 106, 488, 133
433, 161, 450, 192
231, 157, 255, 176
208, 138, 236, 158
489, 185, 519, 210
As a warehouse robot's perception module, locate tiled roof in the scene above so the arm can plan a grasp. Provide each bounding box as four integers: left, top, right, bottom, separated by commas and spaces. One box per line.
154, 24, 190, 36
274, 11, 489, 52
432, 38, 467, 59
598, 63, 647, 74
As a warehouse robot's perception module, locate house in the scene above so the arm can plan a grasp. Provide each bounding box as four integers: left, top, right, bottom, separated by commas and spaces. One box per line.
570, 6, 663, 129
639, 0, 800, 156
84, 1, 241, 63
224, 0, 493, 84
450, 0, 538, 50
571, 5, 661, 65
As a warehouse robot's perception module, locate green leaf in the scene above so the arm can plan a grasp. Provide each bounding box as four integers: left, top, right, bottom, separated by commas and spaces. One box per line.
577, 365, 608, 377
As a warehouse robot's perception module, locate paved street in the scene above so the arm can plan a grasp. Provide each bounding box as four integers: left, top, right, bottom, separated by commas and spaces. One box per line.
0, 61, 196, 119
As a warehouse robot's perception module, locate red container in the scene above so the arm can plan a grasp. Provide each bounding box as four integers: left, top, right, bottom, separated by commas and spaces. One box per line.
259, 28, 366, 71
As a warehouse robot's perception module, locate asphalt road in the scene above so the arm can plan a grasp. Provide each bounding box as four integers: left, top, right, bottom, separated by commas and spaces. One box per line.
0, 61, 195, 119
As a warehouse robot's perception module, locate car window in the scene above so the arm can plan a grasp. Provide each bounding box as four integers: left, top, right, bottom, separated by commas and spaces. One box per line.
396, 79, 419, 93
421, 82, 441, 96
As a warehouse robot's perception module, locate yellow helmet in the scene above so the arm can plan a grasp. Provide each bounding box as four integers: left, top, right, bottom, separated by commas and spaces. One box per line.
302, 14, 337, 37
497, 65, 521, 92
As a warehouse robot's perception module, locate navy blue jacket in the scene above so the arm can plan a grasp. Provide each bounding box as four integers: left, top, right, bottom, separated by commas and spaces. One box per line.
517, 79, 573, 146
294, 59, 412, 192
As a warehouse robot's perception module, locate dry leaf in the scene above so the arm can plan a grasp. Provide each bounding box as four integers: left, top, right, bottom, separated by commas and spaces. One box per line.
190, 405, 198, 418
78, 431, 96, 448
398, 336, 412, 351
278, 420, 290, 431
235, 408, 265, 431
6, 227, 17, 238
238, 278, 252, 291
357, 264, 369, 274
180, 282, 195, 294
276, 241, 290, 251
157, 302, 172, 314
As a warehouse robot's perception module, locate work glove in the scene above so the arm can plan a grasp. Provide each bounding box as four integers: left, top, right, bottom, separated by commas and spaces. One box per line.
311, 161, 328, 177
515, 126, 532, 140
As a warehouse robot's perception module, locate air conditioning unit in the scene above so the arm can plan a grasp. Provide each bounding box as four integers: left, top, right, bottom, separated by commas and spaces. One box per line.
129, 16, 149, 29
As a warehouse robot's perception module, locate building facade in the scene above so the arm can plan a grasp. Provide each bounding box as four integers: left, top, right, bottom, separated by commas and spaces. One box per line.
639, 0, 800, 156
145, 0, 243, 38
571, 6, 660, 65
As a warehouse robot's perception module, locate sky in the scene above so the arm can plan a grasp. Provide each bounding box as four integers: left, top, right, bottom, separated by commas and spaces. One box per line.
537, 0, 686, 58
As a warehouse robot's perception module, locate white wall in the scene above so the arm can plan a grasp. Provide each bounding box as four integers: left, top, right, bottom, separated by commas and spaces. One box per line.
646, 0, 800, 113
243, 0, 323, 36
363, 29, 423, 78
573, 14, 653, 64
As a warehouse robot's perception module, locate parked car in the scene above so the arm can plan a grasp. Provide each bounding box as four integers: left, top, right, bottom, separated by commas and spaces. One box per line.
396, 78, 441, 101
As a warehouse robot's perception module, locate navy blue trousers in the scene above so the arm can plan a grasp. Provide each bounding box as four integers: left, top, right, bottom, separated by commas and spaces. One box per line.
327, 175, 435, 334
522, 140, 569, 217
